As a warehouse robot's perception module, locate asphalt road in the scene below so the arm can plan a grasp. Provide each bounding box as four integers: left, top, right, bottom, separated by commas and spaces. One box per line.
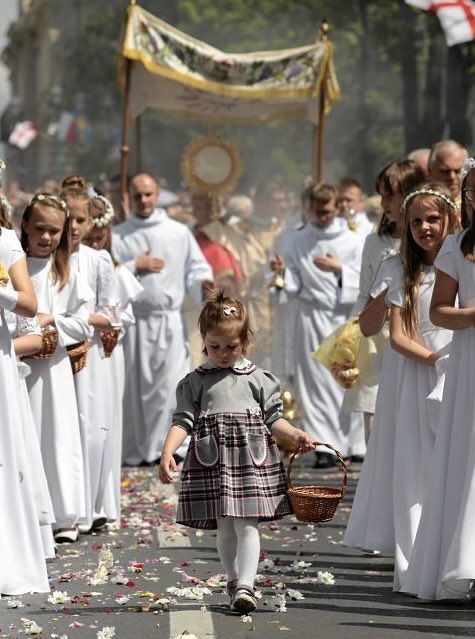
1, 455, 475, 639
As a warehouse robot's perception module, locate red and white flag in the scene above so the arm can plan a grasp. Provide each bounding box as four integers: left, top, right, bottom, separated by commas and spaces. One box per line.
406, 0, 475, 46
8, 120, 38, 149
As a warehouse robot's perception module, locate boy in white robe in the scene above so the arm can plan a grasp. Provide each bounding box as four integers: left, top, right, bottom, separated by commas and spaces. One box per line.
112, 173, 213, 465
270, 184, 365, 465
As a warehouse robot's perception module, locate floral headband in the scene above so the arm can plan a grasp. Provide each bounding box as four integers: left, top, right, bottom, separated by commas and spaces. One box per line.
402, 188, 457, 213
91, 195, 114, 228
32, 192, 70, 217
460, 156, 475, 181
0, 193, 13, 218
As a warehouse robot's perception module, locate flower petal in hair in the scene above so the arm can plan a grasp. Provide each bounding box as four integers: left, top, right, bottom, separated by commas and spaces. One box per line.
223, 305, 237, 316
460, 157, 475, 181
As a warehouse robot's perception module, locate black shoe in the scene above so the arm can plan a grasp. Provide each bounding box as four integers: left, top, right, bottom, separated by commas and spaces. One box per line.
313, 452, 338, 469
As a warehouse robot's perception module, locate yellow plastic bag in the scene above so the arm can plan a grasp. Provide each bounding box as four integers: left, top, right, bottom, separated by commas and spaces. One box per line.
312, 318, 362, 389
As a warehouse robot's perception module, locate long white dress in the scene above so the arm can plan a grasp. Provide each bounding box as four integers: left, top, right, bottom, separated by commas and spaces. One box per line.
283, 218, 365, 457
0, 228, 49, 594
343, 256, 452, 590
100, 265, 143, 524
112, 208, 213, 464
343, 231, 400, 413
342, 256, 403, 554
6, 311, 56, 559
387, 264, 452, 590
26, 256, 91, 530
69, 245, 118, 528
402, 231, 475, 600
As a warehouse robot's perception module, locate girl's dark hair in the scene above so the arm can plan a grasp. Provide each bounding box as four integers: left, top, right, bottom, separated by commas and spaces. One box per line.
0, 194, 13, 230
460, 170, 475, 261
61, 174, 88, 193
460, 173, 470, 230
21, 193, 71, 289
375, 159, 425, 236
198, 289, 253, 354
401, 182, 459, 337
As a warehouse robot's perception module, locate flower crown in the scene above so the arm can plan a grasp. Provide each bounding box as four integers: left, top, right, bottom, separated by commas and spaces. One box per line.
0, 193, 12, 218
91, 195, 114, 228
402, 188, 457, 213
460, 156, 475, 181
32, 192, 70, 217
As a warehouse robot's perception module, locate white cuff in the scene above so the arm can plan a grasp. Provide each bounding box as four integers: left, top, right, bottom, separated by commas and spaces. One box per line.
0, 287, 18, 311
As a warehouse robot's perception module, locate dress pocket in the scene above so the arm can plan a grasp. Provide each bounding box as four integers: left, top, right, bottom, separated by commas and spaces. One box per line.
194, 433, 219, 467
248, 432, 268, 467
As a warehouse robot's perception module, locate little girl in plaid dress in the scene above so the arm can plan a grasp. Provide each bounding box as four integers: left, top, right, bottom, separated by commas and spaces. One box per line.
159, 290, 313, 614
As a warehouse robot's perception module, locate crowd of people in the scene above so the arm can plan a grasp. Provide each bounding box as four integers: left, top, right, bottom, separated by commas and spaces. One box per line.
1, 136, 475, 608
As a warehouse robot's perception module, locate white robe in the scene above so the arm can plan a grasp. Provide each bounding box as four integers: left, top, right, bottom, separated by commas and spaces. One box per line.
26, 256, 91, 530
0, 229, 49, 594
284, 218, 365, 456
100, 265, 143, 523
69, 245, 118, 527
402, 232, 475, 600
6, 311, 55, 559
113, 208, 213, 464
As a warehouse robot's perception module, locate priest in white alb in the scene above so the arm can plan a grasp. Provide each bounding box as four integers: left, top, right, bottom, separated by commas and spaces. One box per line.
270, 183, 365, 467
112, 173, 213, 465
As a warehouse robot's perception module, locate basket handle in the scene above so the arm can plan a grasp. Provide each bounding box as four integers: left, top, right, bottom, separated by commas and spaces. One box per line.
286, 441, 347, 496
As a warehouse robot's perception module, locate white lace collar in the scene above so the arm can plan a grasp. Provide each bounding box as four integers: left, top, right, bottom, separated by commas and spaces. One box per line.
197, 357, 257, 375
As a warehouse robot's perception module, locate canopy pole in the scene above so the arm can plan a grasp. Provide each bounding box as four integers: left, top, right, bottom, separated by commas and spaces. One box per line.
118, 0, 136, 222
313, 19, 329, 183
135, 114, 142, 173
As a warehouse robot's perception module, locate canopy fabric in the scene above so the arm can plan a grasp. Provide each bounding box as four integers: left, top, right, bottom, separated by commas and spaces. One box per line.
122, 4, 340, 123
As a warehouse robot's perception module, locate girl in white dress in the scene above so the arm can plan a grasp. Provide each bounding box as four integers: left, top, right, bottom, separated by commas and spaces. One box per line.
0, 223, 50, 594
83, 195, 142, 526
7, 310, 56, 558
343, 184, 458, 590
402, 161, 475, 600
22, 193, 90, 544
344, 160, 425, 442
62, 186, 118, 533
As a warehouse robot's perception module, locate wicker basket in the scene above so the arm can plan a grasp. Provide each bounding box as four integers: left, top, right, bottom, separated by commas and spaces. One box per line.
27, 329, 58, 360
66, 340, 91, 375
100, 328, 120, 358
286, 442, 347, 524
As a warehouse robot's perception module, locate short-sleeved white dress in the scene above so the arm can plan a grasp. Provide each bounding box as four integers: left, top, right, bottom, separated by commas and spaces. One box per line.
402, 232, 475, 600
0, 228, 49, 594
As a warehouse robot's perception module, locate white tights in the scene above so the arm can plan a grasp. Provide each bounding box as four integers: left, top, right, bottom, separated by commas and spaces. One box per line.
216, 516, 260, 588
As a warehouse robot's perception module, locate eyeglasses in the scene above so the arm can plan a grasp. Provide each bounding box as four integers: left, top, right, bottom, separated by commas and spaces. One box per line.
464, 188, 475, 202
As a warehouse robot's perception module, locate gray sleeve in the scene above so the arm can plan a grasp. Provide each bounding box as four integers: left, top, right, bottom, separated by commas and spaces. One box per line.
172, 374, 198, 434
259, 370, 283, 427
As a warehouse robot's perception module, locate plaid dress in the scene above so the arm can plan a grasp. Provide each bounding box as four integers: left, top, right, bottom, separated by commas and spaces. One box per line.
174, 359, 291, 529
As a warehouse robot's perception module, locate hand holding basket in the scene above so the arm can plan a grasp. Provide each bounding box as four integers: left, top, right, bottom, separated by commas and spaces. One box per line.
286, 442, 347, 523
26, 328, 58, 360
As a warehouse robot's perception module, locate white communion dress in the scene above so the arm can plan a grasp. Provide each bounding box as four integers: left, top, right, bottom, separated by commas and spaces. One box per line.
402, 232, 475, 600
0, 228, 49, 594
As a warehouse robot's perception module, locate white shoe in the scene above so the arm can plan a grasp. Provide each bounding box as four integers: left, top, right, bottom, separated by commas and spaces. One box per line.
54, 527, 78, 543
